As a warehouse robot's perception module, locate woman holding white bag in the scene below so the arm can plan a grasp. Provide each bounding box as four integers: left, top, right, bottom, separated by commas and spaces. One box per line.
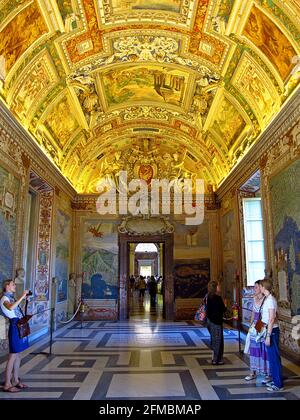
244, 280, 270, 382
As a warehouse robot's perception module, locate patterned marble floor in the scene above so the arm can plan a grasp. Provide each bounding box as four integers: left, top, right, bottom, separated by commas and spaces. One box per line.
0, 301, 299, 400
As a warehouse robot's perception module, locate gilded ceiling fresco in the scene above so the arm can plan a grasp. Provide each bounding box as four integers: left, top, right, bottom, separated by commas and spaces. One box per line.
0, 0, 299, 193
0, 2, 48, 74
101, 65, 189, 108
211, 97, 246, 148
243, 5, 297, 80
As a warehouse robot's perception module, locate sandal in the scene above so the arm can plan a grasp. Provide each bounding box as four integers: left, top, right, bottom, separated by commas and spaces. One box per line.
3, 386, 21, 393
245, 374, 256, 381
15, 382, 28, 389
15, 378, 28, 389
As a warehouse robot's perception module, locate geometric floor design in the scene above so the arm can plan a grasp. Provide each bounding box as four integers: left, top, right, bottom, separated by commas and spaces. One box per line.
0, 318, 300, 400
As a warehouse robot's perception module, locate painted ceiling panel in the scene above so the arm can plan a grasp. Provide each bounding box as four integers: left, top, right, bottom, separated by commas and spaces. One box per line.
0, 0, 299, 193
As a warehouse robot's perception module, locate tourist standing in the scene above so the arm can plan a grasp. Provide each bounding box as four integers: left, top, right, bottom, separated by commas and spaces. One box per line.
206, 280, 227, 365
0, 280, 30, 393
244, 280, 270, 382
261, 279, 284, 391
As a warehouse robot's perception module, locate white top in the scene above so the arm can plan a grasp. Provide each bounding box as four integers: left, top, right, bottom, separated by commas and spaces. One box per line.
261, 294, 278, 327
0, 296, 18, 319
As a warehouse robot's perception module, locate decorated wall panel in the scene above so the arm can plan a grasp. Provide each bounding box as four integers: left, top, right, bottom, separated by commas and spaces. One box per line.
55, 209, 71, 303
0, 164, 19, 285
81, 220, 119, 320
270, 159, 300, 316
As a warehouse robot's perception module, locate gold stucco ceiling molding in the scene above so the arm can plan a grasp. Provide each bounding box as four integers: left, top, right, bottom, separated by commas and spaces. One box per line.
230, 51, 281, 128
118, 215, 175, 236
95, 0, 197, 29
66, 34, 221, 80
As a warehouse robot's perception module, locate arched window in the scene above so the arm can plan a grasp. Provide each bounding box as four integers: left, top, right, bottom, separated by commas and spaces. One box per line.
135, 243, 158, 253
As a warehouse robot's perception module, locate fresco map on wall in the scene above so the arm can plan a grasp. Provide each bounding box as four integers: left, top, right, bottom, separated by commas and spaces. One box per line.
0, 165, 19, 287
55, 210, 70, 303
82, 221, 118, 300
221, 210, 235, 252
174, 259, 210, 299
270, 159, 300, 316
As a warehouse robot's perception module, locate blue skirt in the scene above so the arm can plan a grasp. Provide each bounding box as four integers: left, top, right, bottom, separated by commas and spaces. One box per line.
8, 318, 29, 354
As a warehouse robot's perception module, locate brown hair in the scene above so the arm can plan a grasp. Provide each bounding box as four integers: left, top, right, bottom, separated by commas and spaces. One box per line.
254, 280, 262, 286
261, 279, 273, 293
207, 280, 218, 296
0, 279, 13, 298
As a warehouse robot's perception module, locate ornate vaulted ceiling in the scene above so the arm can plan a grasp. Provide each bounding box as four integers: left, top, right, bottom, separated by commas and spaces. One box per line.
0, 0, 299, 193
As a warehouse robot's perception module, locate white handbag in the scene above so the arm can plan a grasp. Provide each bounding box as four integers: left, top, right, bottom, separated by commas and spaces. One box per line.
244, 331, 251, 354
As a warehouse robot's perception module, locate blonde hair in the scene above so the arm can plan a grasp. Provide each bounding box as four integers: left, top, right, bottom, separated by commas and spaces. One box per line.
207, 280, 218, 296
261, 279, 273, 294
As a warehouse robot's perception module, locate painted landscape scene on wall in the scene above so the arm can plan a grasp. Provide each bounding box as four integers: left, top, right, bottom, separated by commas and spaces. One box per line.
174, 259, 210, 299
270, 159, 300, 316
82, 221, 118, 299
55, 210, 70, 303
0, 165, 19, 288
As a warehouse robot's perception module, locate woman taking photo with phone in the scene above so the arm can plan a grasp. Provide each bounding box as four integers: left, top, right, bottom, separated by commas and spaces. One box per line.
0, 279, 30, 393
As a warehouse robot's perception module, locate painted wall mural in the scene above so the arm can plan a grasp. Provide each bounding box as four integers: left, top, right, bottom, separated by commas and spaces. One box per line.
211, 97, 246, 147
243, 6, 296, 80
221, 209, 235, 252
34, 191, 53, 308
0, 165, 19, 287
82, 220, 118, 307
174, 259, 210, 299
0, 2, 48, 74
55, 210, 70, 303
102, 65, 188, 108
174, 220, 209, 248
270, 159, 300, 316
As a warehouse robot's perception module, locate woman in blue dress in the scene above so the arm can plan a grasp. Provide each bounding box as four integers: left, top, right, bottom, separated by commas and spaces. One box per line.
0, 280, 30, 393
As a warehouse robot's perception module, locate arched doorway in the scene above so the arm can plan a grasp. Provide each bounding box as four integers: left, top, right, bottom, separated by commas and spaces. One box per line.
118, 233, 174, 320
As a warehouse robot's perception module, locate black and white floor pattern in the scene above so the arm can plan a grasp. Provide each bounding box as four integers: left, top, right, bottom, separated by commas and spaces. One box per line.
0, 317, 299, 400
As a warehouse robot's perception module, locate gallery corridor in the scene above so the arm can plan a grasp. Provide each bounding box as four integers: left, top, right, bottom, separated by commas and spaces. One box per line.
0, 320, 299, 400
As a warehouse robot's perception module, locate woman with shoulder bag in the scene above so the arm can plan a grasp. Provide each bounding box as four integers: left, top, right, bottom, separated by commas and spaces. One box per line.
260, 279, 284, 391
0, 280, 30, 393
244, 280, 270, 382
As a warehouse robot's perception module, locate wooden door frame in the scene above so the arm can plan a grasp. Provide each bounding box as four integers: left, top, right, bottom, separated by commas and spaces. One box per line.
118, 233, 174, 320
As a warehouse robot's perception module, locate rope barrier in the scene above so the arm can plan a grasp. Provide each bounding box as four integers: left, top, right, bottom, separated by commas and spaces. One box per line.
57, 301, 82, 324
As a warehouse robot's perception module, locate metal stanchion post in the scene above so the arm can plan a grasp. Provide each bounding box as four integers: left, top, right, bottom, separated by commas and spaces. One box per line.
49, 308, 54, 356
80, 300, 84, 329
238, 319, 242, 354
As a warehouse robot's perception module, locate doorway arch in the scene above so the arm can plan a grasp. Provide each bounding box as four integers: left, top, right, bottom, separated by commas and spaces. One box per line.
118, 233, 174, 320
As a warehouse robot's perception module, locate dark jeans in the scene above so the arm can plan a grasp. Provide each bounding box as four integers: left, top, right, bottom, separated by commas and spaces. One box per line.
150, 294, 156, 305
207, 319, 224, 363
266, 327, 283, 388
